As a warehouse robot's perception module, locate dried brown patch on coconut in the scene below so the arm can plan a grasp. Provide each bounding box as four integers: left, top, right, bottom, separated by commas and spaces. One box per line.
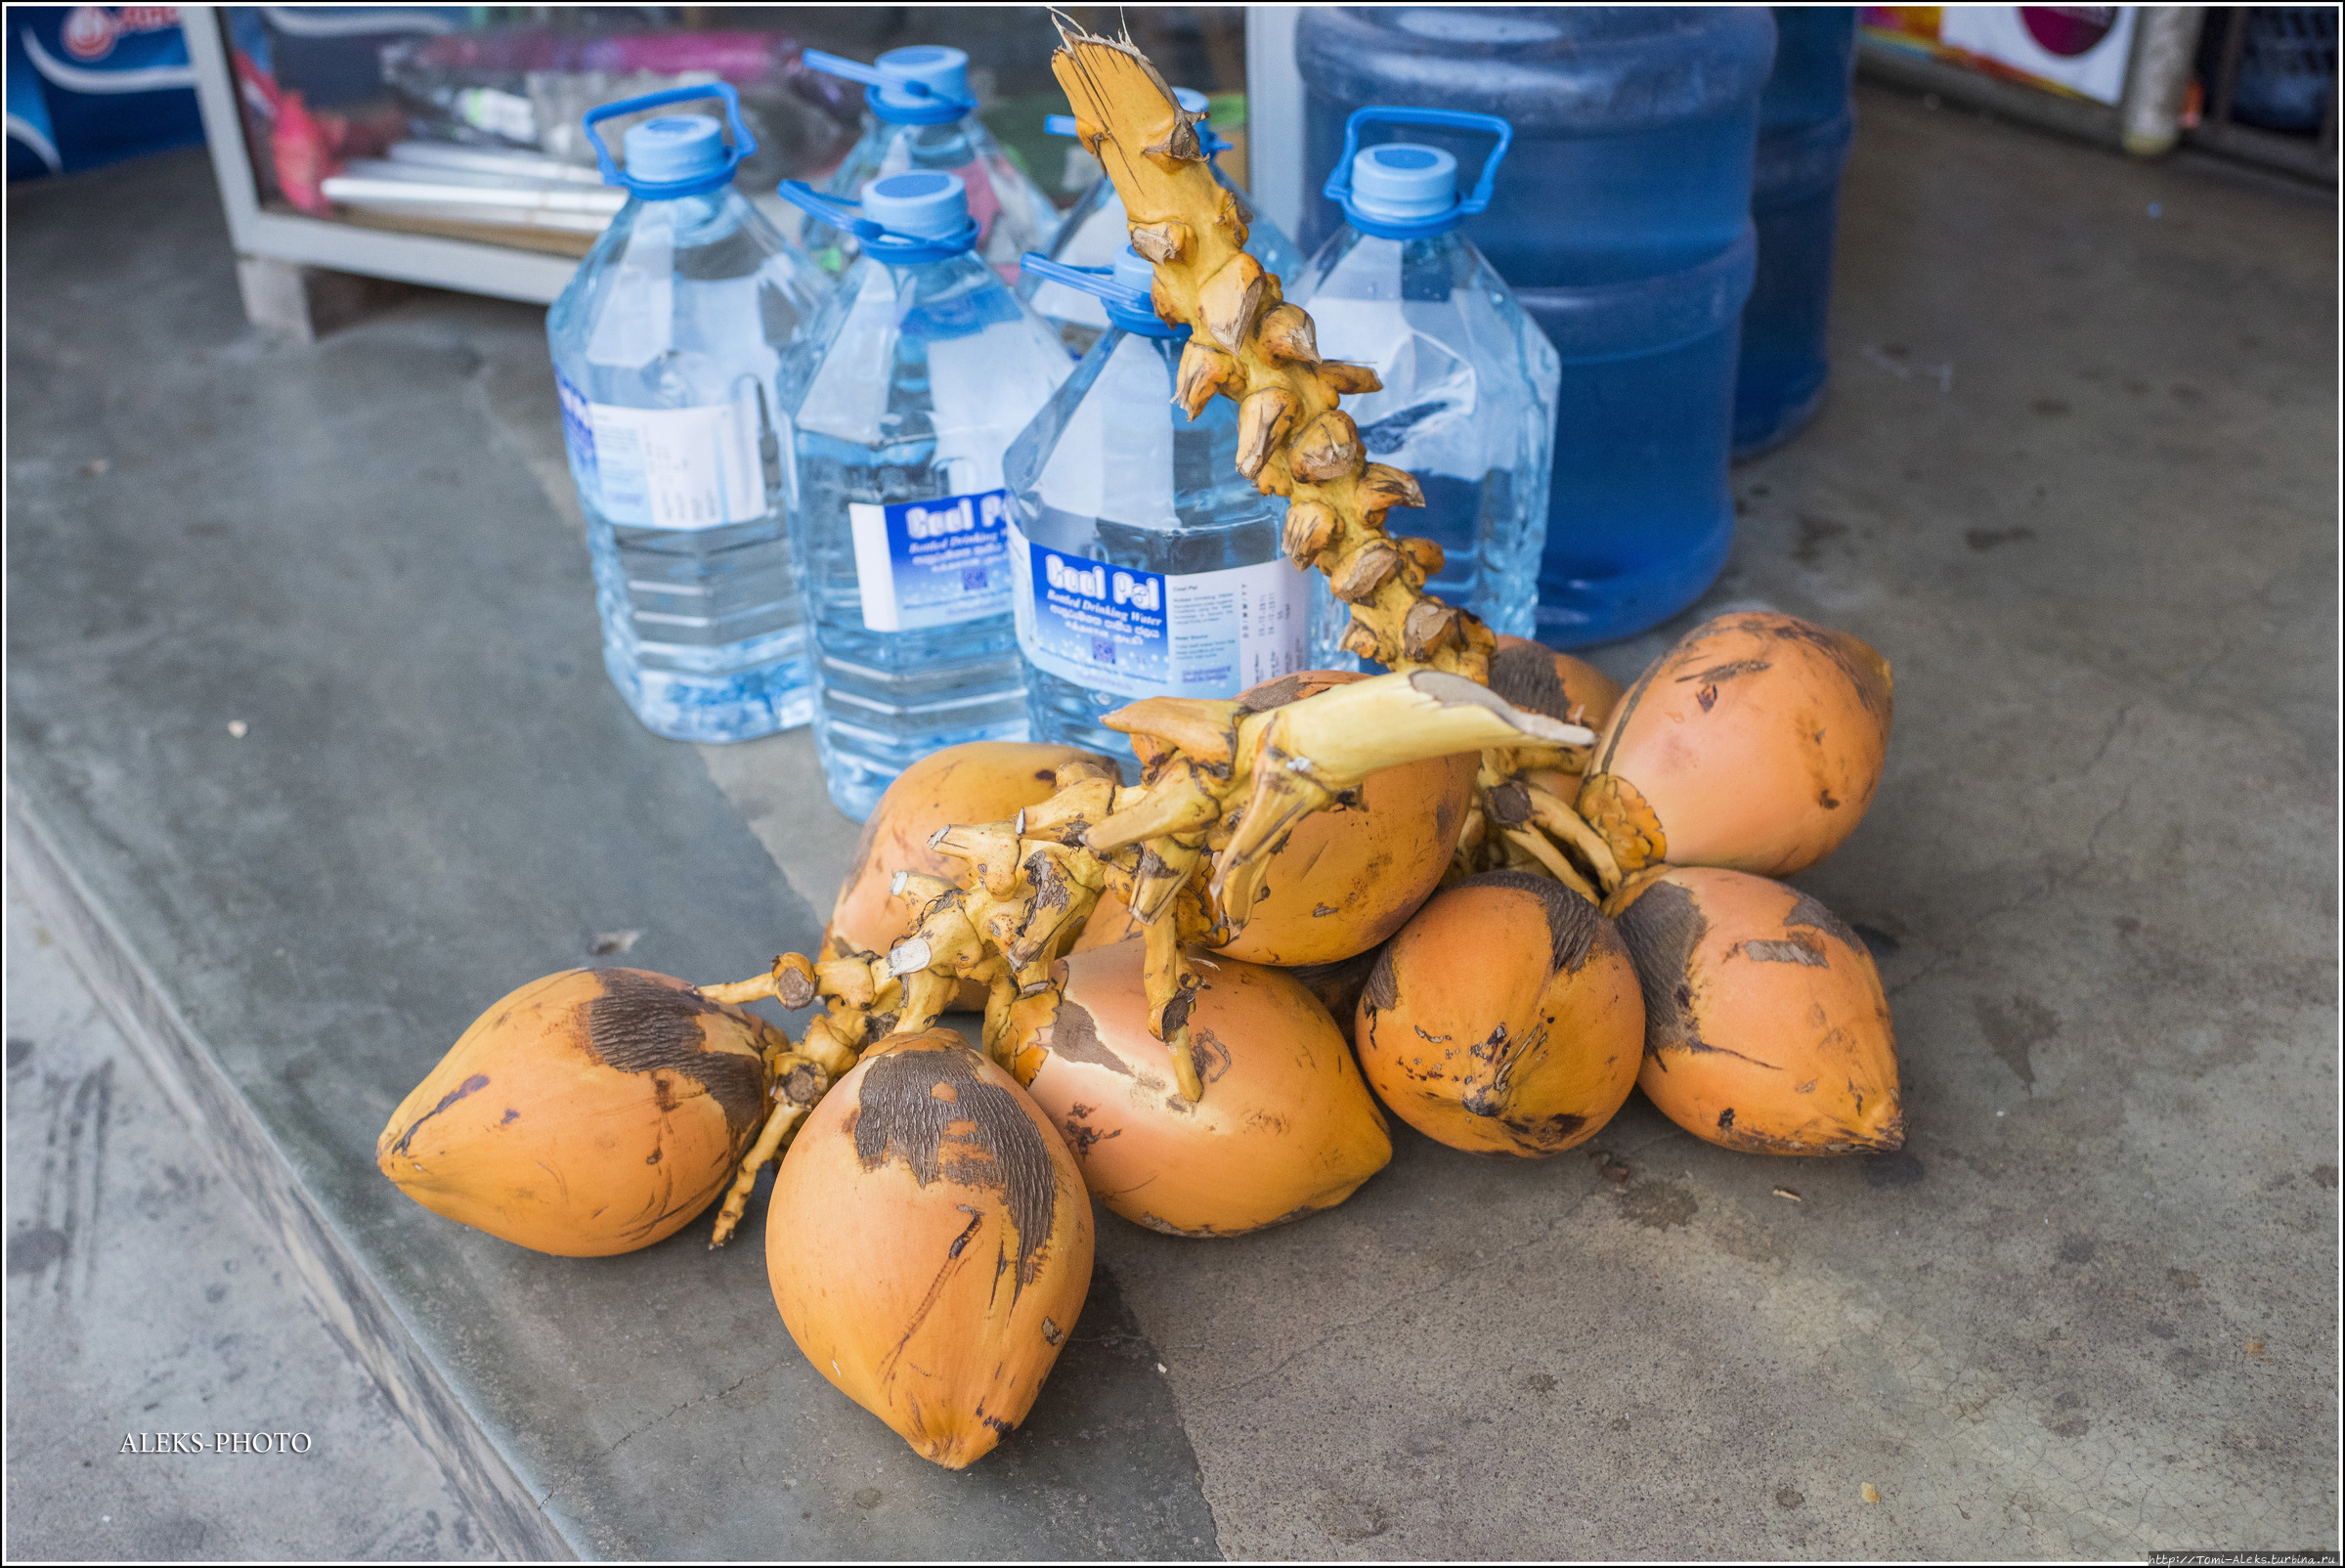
1488, 641, 1575, 722
850, 1043, 1059, 1293
584, 970, 769, 1134
1612, 876, 1715, 1066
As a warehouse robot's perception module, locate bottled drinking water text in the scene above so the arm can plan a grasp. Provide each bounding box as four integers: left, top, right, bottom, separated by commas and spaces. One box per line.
546, 86, 830, 742
777, 171, 1073, 820
1006, 246, 1311, 774
1020, 89, 1304, 357
797, 47, 1061, 284
1292, 110, 1559, 661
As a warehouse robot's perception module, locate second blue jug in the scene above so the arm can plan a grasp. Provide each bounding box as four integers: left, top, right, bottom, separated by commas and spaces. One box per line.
1736, 6, 1858, 457
1005, 246, 1311, 774
777, 172, 1074, 820
1292, 109, 1559, 661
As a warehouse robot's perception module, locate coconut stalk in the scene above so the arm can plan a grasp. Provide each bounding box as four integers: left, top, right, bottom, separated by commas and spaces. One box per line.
697, 671, 1591, 1202
1049, 22, 1488, 681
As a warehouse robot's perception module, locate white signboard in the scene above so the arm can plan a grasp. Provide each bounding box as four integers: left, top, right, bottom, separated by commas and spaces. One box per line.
1936, 7, 2140, 106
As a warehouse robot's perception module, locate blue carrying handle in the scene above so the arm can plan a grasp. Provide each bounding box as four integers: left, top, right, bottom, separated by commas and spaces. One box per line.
1323, 106, 1513, 238
584, 82, 756, 197
803, 48, 977, 119
1019, 251, 1185, 338
777, 180, 979, 266
1018, 253, 1146, 312
1045, 111, 1233, 157
1018, 250, 1144, 309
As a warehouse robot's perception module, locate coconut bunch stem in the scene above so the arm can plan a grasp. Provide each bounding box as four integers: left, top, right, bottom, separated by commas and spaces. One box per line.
914, 675, 1584, 1100
703, 675, 1590, 1146
1045, 19, 1624, 915
695, 946, 955, 1246
1048, 19, 1487, 681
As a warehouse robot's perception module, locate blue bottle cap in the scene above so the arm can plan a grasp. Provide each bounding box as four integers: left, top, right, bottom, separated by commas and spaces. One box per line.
858, 170, 970, 240
1349, 143, 1458, 225
1110, 243, 1157, 298
1107, 245, 1179, 335
622, 114, 727, 187
872, 44, 970, 118
1324, 108, 1512, 240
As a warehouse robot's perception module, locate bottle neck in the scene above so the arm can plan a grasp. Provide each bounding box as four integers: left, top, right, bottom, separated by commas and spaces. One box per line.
626, 187, 743, 239
866, 114, 983, 158
864, 245, 993, 293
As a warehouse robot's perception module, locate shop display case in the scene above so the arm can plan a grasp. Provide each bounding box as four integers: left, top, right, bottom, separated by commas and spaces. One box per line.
181, 4, 1258, 330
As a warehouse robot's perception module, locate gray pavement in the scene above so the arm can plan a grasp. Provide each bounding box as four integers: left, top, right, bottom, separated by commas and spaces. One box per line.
4, 82, 2339, 1560
4, 876, 495, 1560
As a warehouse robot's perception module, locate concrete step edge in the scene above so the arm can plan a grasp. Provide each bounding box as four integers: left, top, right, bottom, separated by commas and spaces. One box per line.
5, 784, 577, 1563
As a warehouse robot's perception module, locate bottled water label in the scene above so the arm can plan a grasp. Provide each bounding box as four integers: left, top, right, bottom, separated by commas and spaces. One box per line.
1008, 522, 1311, 700
848, 488, 1015, 632
556, 371, 765, 531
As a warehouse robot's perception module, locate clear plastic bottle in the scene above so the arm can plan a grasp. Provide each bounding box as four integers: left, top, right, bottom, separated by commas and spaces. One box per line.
1004, 246, 1311, 774
1019, 90, 1304, 357
776, 171, 1074, 821
1292, 110, 1558, 663
1295, 7, 1775, 647
796, 46, 1061, 285
545, 85, 831, 743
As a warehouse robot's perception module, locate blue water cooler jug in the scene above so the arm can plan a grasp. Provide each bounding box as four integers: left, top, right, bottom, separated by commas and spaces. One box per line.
1296, 7, 1775, 647
1736, 7, 1859, 457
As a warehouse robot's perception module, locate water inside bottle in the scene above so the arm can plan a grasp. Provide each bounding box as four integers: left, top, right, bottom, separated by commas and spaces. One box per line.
1006, 327, 1306, 773
548, 187, 828, 743
1296, 228, 1557, 662
784, 248, 1072, 819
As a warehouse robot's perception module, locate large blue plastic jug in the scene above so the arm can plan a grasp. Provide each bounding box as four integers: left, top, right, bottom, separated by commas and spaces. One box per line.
1295, 7, 1776, 647
1735, 7, 1858, 458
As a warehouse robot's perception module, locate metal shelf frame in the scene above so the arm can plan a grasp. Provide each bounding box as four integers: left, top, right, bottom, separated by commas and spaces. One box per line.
182, 3, 579, 308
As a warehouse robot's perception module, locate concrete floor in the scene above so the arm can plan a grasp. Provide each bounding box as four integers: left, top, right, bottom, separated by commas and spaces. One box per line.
6, 83, 2338, 1559
5, 876, 496, 1559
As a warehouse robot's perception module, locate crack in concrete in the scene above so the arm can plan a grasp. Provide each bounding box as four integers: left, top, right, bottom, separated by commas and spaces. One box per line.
594, 1358, 787, 1463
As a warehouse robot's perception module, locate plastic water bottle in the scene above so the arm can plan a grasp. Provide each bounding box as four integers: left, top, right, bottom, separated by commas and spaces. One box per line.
1019, 90, 1304, 357
1004, 246, 1311, 774
545, 85, 830, 743
776, 172, 1074, 820
1295, 8, 1775, 647
796, 47, 1061, 284
1292, 109, 1558, 661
